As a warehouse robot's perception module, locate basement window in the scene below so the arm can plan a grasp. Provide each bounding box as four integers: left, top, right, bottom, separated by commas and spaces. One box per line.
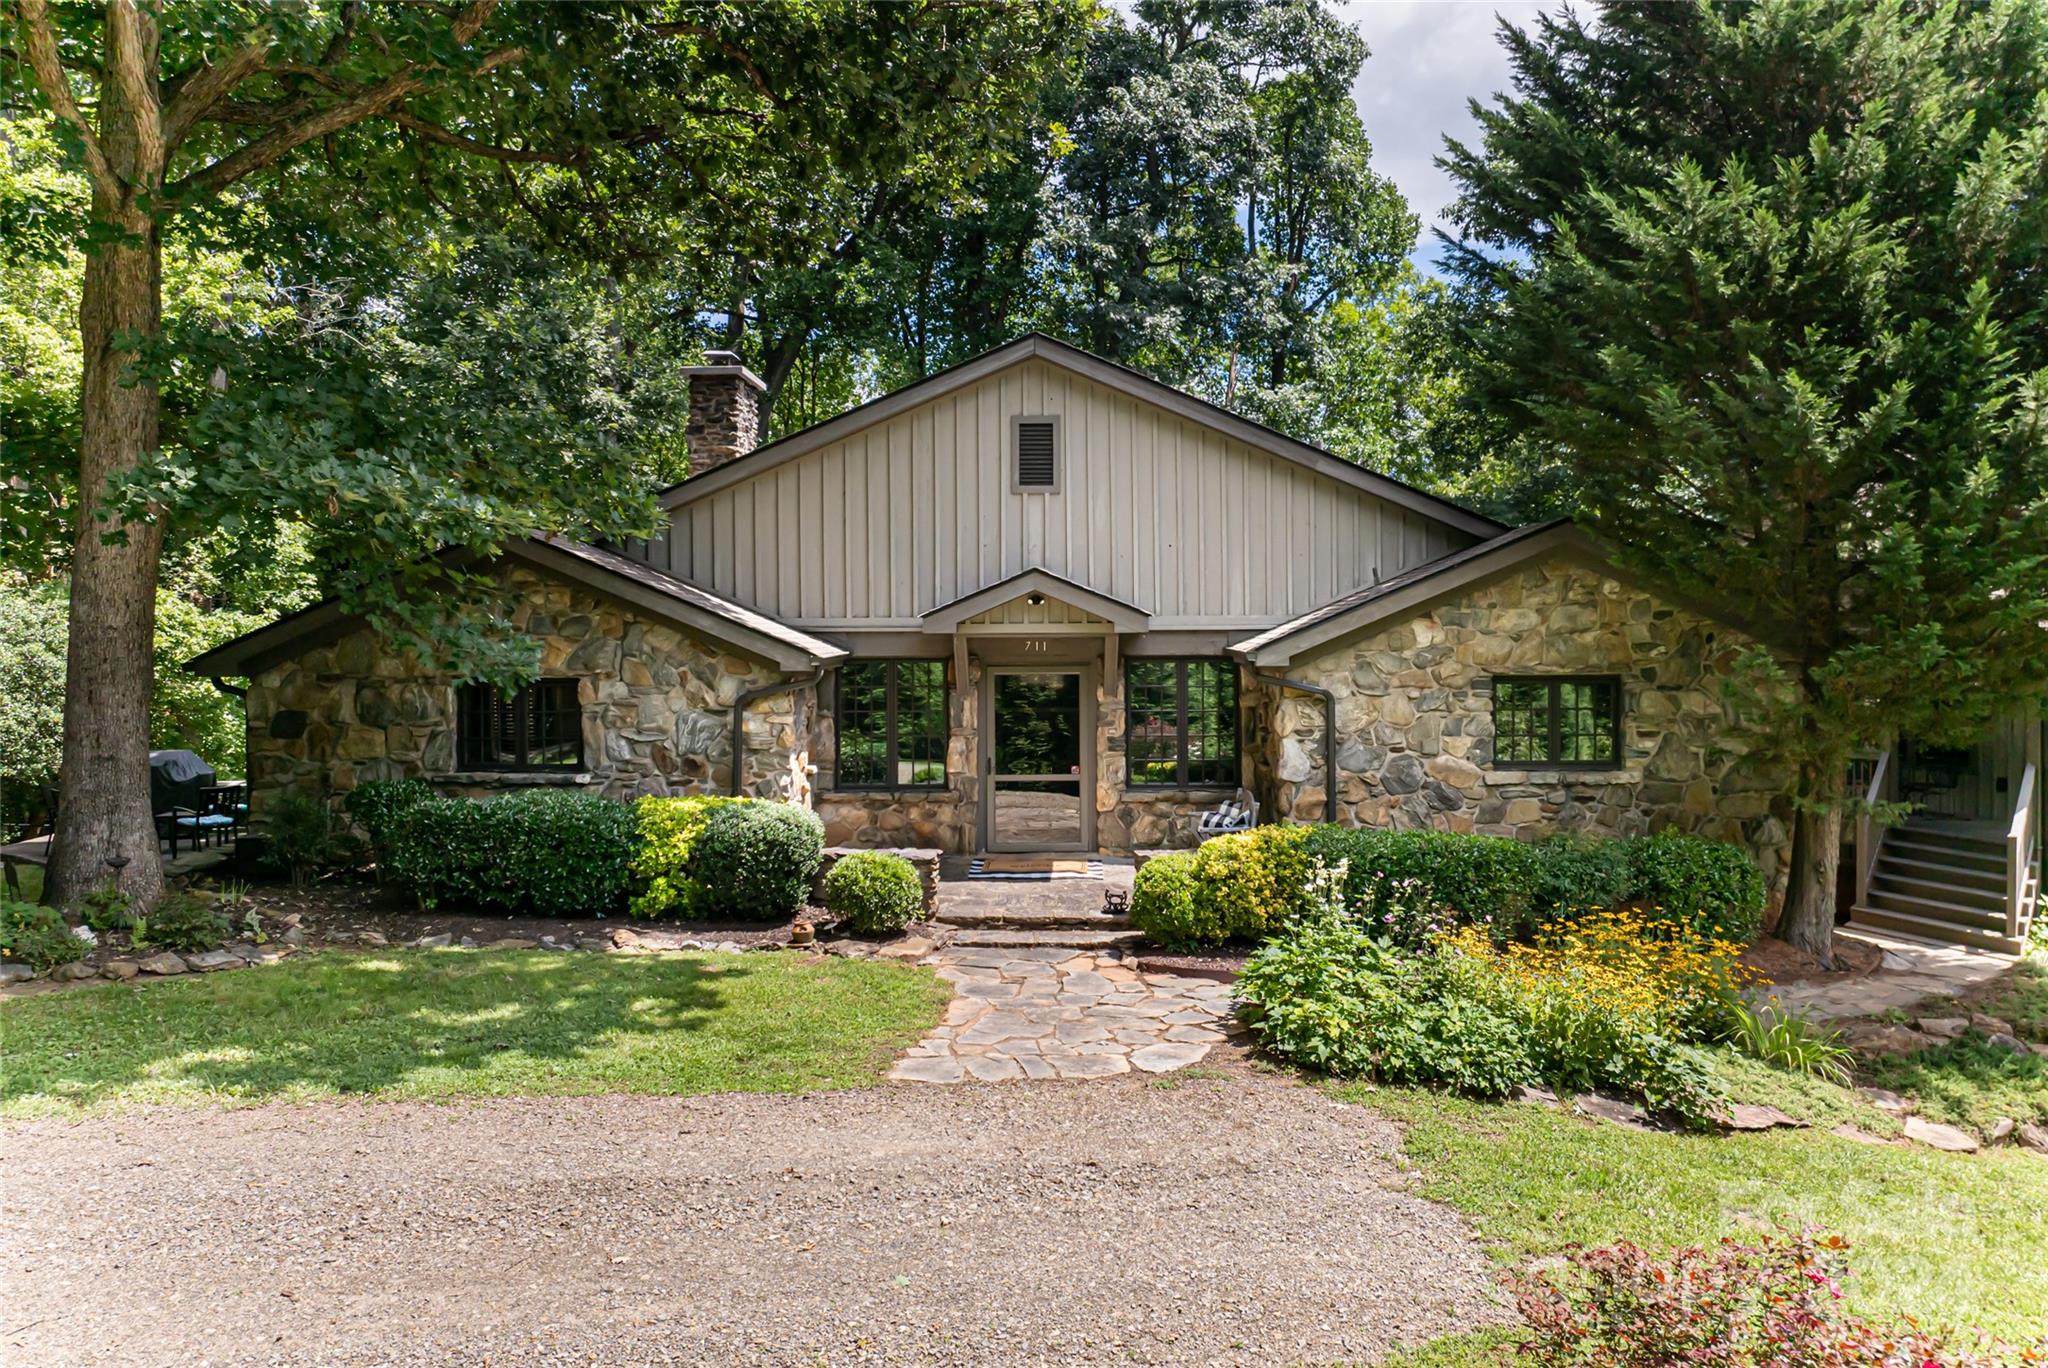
1011, 416, 1061, 492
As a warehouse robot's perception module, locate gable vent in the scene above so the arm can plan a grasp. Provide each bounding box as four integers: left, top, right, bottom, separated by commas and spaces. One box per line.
1015, 419, 1058, 489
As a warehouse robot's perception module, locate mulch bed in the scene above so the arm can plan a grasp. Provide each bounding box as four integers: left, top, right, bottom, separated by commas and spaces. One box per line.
1739, 932, 1884, 987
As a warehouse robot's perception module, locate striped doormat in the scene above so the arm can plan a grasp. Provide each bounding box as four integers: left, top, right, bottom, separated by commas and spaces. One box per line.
968, 856, 1105, 881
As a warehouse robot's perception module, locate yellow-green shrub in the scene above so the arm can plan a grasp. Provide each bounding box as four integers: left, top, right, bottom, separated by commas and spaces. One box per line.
628, 795, 750, 919
1130, 826, 1313, 945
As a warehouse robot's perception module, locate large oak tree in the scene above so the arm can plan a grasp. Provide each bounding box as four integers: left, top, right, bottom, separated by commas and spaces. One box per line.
2, 0, 1078, 904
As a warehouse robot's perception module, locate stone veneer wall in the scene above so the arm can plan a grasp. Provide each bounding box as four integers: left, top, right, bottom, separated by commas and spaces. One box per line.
1264, 558, 1792, 892
244, 565, 812, 816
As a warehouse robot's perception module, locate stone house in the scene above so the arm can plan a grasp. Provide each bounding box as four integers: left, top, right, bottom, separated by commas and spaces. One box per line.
208, 331, 2023, 918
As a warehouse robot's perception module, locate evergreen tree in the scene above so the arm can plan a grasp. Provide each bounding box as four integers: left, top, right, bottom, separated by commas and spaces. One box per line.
1443, 0, 2048, 962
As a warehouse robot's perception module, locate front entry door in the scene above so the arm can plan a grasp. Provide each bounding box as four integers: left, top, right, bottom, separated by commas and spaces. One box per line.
988, 669, 1087, 850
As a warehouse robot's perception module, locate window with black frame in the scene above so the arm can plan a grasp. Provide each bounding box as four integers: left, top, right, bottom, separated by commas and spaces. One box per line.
1490, 676, 1622, 768
456, 678, 583, 770
1125, 659, 1238, 787
835, 660, 947, 789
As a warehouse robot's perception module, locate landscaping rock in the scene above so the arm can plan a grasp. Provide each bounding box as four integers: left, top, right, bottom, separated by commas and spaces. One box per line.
101, 960, 140, 981
458, 936, 477, 948
486, 938, 537, 950
1513, 1085, 1560, 1107
1721, 1103, 1806, 1132
0, 964, 34, 985
229, 943, 265, 962
54, 961, 99, 981
184, 949, 242, 973
137, 952, 187, 976
575, 938, 609, 953
1984, 1032, 2029, 1057
609, 927, 641, 949
1857, 1086, 1912, 1115
1573, 1094, 1651, 1129
1915, 1016, 1968, 1040
356, 932, 389, 948
1828, 1124, 1894, 1146
410, 933, 453, 949
1130, 1042, 1211, 1073
2018, 1123, 2048, 1154
1902, 1117, 1979, 1153
1988, 1117, 2016, 1144
876, 936, 935, 961
1970, 1013, 2015, 1036
279, 927, 307, 947
1839, 1022, 1928, 1056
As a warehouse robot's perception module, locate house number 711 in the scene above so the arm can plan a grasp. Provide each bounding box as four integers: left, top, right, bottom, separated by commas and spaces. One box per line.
1023, 639, 1049, 653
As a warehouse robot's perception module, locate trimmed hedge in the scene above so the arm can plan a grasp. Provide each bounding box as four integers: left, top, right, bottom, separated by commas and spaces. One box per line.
822, 851, 924, 935
629, 794, 751, 919
345, 778, 436, 865
386, 789, 637, 915
690, 802, 826, 921
1133, 823, 1767, 948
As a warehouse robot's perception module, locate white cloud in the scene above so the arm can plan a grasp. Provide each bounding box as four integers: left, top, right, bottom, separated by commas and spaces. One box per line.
1334, 2, 1554, 268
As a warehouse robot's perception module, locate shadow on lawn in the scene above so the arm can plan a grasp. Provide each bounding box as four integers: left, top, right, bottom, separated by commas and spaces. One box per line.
3, 950, 779, 1109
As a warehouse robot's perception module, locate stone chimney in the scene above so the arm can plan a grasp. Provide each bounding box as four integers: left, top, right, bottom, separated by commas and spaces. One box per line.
683, 350, 766, 477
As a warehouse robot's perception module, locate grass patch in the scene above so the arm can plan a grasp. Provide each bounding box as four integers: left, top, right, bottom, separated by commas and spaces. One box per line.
1, 948, 950, 1115
1969, 957, 2048, 1042
7, 863, 44, 904
1377, 1329, 1523, 1366
1339, 1069, 2048, 1338
1861, 1034, 2048, 1136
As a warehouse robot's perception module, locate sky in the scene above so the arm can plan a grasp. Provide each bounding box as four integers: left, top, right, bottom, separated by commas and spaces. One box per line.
1335, 2, 1555, 270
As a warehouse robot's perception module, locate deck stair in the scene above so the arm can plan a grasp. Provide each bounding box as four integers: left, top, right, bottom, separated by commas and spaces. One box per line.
1850, 820, 2034, 955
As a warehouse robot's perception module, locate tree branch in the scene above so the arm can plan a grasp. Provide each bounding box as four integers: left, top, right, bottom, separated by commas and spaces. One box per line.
103, 0, 164, 176
162, 29, 274, 149
388, 110, 574, 163
169, 66, 427, 199
647, 22, 787, 109
11, 0, 116, 191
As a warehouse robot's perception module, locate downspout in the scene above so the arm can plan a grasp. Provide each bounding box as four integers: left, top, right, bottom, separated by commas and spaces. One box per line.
1249, 669, 1339, 824
208, 678, 247, 700
730, 668, 825, 797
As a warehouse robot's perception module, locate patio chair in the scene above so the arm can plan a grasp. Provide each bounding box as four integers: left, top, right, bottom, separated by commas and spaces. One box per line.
1195, 787, 1259, 841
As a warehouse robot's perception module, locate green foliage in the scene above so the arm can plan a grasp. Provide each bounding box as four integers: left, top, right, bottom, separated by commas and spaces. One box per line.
1444, 0, 2048, 938
343, 779, 437, 867
141, 893, 230, 955
261, 795, 343, 889
1627, 829, 1768, 944
628, 795, 752, 920
1130, 852, 1218, 945
385, 791, 637, 917
822, 852, 924, 936
0, 578, 65, 830
689, 803, 826, 922
1721, 997, 1853, 1086
0, 899, 85, 974
1156, 825, 1770, 948
1862, 1033, 2048, 1138
75, 886, 136, 935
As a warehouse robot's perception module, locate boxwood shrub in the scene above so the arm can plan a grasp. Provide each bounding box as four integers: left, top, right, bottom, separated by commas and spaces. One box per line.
629, 794, 752, 919
1626, 827, 1767, 944
386, 789, 636, 915
822, 851, 924, 936
1135, 823, 1766, 948
689, 801, 825, 921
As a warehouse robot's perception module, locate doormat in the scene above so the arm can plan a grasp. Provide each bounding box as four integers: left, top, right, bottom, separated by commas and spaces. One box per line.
968, 856, 1104, 881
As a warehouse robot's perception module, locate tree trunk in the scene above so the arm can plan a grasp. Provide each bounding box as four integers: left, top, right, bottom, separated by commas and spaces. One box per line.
1778, 794, 1842, 969
48, 12, 168, 907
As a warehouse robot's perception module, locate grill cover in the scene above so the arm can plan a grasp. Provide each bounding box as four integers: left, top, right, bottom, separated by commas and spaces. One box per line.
149, 749, 215, 814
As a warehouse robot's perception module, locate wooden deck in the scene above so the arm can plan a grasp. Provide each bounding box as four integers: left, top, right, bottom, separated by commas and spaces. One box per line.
1, 835, 233, 899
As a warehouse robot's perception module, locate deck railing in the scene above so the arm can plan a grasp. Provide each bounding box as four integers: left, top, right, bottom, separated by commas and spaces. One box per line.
1853, 748, 1892, 911
2009, 761, 2037, 941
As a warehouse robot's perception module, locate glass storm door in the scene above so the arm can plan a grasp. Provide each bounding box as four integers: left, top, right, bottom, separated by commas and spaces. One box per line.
989, 670, 1085, 850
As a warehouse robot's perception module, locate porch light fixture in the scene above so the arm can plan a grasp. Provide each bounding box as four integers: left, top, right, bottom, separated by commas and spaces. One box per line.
1026, 592, 1046, 606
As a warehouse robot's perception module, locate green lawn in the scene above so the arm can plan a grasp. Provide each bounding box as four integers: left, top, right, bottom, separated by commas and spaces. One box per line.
1339, 1065, 2048, 1341
1, 947, 949, 1115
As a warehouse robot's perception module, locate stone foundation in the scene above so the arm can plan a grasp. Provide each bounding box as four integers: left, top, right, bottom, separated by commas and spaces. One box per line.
244, 564, 812, 818
1266, 557, 1793, 893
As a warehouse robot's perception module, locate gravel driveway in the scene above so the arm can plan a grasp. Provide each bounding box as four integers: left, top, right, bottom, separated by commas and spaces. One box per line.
1, 1071, 1506, 1366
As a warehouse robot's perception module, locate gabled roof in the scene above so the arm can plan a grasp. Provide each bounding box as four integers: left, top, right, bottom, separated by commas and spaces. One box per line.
659, 333, 1506, 540
919, 568, 1150, 634
1229, 520, 1580, 665
186, 535, 845, 678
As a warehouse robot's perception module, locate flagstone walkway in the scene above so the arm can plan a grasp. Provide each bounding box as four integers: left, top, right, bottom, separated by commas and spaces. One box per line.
888, 947, 1238, 1083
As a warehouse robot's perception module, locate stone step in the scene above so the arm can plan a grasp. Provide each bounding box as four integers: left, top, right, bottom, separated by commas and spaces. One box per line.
944, 927, 1146, 950
934, 908, 1134, 931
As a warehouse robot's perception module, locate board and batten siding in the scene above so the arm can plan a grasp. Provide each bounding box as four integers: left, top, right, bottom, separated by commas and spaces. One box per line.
631, 359, 1476, 631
